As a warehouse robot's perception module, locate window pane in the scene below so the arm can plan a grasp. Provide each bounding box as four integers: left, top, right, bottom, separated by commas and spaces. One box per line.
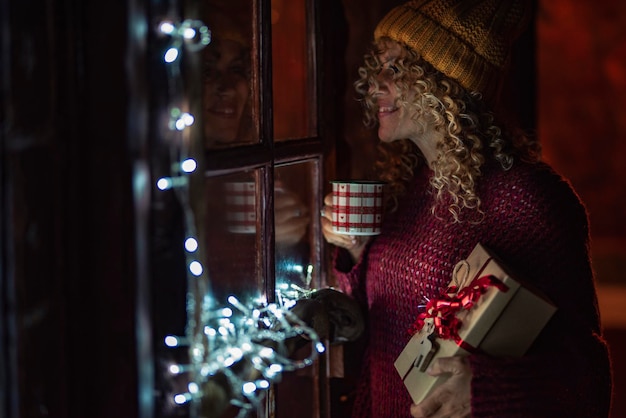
274, 160, 322, 418
201, 2, 259, 149
201, 170, 262, 304
271, 0, 316, 140
274, 160, 320, 298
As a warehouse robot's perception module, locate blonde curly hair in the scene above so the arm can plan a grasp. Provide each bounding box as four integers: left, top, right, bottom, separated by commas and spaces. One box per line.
354, 38, 541, 223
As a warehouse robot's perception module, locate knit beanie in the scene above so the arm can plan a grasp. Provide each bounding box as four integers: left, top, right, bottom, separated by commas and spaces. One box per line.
374, 0, 531, 106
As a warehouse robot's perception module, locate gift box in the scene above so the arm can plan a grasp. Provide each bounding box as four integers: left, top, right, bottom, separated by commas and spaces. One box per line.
394, 243, 557, 404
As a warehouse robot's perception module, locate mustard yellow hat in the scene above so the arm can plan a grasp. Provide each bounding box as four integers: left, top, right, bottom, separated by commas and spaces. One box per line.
374, 0, 531, 105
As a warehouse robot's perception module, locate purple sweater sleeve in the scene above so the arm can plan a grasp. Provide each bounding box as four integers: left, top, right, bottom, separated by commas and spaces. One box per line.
332, 246, 370, 307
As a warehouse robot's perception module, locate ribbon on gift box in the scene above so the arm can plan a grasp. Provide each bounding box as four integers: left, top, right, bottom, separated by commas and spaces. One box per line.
409, 275, 509, 352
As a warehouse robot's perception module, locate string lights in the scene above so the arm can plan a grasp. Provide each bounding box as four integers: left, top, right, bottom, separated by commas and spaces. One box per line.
154, 17, 324, 418
166, 295, 325, 416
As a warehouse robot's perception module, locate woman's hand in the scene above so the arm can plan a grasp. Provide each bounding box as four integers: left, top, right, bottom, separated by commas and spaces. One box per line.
320, 193, 370, 263
275, 189, 310, 246
410, 356, 472, 418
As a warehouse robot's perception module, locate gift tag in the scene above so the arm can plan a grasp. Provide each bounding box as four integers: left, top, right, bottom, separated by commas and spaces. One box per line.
412, 322, 440, 372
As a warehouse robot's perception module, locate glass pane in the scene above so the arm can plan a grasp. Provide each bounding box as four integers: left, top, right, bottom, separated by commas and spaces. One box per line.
274, 160, 322, 418
201, 170, 262, 304
201, 1, 258, 148
271, 0, 316, 140
274, 160, 319, 299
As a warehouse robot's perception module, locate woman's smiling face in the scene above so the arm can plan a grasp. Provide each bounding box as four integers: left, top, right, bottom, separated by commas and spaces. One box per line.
202, 38, 251, 146
369, 40, 420, 144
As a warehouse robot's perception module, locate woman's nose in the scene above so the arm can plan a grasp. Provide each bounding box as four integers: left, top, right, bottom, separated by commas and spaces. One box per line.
215, 73, 237, 93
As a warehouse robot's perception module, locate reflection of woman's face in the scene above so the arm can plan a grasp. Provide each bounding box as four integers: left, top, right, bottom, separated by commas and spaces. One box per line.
203, 39, 251, 146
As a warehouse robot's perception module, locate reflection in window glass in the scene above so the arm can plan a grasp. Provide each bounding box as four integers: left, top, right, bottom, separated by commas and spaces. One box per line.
274, 161, 319, 299
201, 170, 262, 305
201, 1, 258, 149
271, 0, 316, 140
274, 160, 321, 418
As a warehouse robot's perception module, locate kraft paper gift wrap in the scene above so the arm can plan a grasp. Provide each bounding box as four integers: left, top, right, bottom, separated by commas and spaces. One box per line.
394, 243, 557, 404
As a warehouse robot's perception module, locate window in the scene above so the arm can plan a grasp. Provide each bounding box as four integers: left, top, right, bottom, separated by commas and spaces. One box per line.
147, 0, 332, 417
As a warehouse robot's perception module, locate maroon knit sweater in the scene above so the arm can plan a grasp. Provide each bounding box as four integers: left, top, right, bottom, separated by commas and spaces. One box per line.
333, 160, 612, 418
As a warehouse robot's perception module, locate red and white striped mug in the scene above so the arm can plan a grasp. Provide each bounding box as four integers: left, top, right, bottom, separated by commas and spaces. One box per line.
224, 181, 257, 234
331, 180, 385, 236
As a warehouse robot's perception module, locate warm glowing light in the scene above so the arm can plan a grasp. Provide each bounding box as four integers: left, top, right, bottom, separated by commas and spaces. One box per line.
184, 237, 198, 252
257, 380, 270, 389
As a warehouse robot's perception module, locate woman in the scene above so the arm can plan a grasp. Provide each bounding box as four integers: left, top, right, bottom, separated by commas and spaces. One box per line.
202, 10, 255, 148
321, 0, 613, 417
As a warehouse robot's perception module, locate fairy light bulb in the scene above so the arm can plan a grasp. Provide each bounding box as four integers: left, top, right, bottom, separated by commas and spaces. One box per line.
242, 382, 256, 395
174, 393, 192, 405
181, 158, 197, 173
184, 237, 198, 252
157, 177, 172, 190
164, 47, 179, 63
175, 118, 186, 130
181, 112, 194, 125
189, 261, 203, 276
164, 335, 188, 347
183, 27, 196, 39
174, 112, 194, 131
159, 21, 175, 34
156, 176, 187, 190
204, 326, 216, 336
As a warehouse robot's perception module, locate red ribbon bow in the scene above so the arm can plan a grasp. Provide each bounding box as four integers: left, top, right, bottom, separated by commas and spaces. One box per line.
409, 275, 508, 350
